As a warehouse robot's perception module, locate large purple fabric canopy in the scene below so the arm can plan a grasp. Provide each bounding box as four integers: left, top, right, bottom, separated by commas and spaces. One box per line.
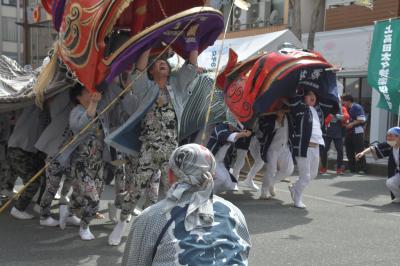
105, 8, 224, 84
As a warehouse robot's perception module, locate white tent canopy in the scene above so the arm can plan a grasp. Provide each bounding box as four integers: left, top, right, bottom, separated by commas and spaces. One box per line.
196, 29, 302, 70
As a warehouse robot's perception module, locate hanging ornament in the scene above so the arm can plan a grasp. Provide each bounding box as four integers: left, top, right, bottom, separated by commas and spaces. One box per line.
33, 5, 41, 23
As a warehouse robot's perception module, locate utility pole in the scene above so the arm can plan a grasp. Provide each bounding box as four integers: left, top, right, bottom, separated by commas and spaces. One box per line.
16, 0, 21, 63
22, 0, 30, 65
16, 0, 48, 65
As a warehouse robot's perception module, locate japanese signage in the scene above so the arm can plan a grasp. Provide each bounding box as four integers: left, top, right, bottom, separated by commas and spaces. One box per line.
368, 18, 400, 113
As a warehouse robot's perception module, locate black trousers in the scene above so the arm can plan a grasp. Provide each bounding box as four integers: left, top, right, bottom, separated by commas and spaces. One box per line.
321, 136, 343, 169
345, 133, 367, 172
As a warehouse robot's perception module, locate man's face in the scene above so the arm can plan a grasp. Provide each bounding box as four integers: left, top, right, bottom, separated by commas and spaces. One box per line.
276, 110, 285, 120
386, 134, 400, 145
304, 91, 316, 107
149, 59, 170, 78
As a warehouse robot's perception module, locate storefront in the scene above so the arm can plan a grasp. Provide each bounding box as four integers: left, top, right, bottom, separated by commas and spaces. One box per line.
304, 25, 393, 144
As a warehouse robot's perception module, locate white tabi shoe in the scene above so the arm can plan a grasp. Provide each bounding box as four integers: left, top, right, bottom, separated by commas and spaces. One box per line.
294, 202, 307, 209
288, 185, 306, 209
242, 178, 259, 191
40, 216, 59, 227
66, 215, 81, 226
108, 221, 128, 246
79, 226, 95, 241
10, 207, 34, 220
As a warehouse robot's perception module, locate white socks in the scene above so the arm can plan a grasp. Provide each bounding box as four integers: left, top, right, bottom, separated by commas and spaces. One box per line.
59, 205, 69, 230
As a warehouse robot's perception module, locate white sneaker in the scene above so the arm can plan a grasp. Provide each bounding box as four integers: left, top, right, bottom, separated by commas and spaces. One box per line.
242, 178, 259, 191
288, 185, 306, 208
10, 207, 34, 220
294, 202, 307, 209
40, 217, 59, 227
108, 202, 119, 224
66, 215, 81, 226
59, 205, 69, 230
79, 226, 95, 241
108, 221, 127, 246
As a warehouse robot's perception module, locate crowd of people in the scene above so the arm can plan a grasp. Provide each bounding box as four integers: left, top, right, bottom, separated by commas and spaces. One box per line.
0, 44, 399, 264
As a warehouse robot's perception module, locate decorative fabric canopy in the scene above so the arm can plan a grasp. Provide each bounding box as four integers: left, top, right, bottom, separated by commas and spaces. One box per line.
221, 49, 340, 123
41, 0, 222, 92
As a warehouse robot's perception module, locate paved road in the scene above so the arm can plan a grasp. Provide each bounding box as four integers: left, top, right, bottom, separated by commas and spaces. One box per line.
1, 171, 399, 266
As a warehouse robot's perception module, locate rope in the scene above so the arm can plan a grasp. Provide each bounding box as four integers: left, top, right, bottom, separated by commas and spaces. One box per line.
0, 5, 207, 214
200, 0, 236, 145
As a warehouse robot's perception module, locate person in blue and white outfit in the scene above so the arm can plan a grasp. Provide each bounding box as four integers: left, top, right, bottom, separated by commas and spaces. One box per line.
356, 127, 400, 203
341, 94, 367, 174
122, 143, 251, 266
257, 109, 294, 199
207, 113, 252, 193
287, 89, 335, 208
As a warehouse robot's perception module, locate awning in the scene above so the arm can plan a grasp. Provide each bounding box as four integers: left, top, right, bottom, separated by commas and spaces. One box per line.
196, 29, 303, 70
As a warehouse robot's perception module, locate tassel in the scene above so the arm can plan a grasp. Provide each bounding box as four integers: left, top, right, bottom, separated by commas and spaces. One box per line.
34, 42, 59, 109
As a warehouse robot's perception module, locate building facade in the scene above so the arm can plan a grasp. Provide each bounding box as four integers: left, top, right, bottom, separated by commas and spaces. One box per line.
0, 0, 53, 66
0, 0, 21, 61
319, 0, 400, 143
212, 0, 400, 144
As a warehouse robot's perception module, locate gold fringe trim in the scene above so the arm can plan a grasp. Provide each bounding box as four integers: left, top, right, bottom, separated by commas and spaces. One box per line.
34, 42, 59, 109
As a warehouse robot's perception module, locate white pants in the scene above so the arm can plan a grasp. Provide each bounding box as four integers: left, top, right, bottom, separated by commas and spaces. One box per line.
262, 145, 294, 190
386, 174, 400, 199
232, 149, 247, 179
232, 136, 264, 180
292, 146, 320, 203
214, 162, 236, 194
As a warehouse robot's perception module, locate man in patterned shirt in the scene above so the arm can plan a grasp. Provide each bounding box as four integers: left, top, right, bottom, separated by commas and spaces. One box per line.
108, 48, 199, 246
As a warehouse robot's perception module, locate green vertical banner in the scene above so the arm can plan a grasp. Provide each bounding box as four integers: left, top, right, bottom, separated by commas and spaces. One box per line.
368, 18, 400, 113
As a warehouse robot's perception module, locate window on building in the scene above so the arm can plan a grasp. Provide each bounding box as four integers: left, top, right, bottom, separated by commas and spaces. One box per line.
271, 0, 285, 25
228, 0, 285, 31
1, 0, 17, 6
3, 52, 17, 61
2, 17, 18, 42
